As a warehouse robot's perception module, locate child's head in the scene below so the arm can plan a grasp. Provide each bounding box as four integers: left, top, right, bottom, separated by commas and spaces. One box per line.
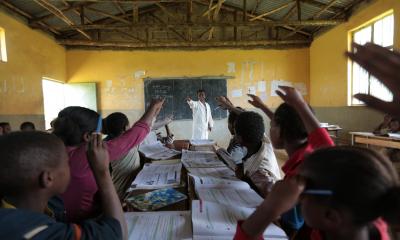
20, 121, 36, 131
235, 111, 264, 147
227, 107, 243, 135
0, 122, 11, 134
0, 131, 70, 199
270, 103, 307, 149
389, 118, 400, 132
53, 106, 99, 146
300, 146, 400, 232
103, 112, 129, 138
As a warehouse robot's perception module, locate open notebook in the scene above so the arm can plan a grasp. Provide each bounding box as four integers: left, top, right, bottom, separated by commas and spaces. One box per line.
192, 200, 287, 240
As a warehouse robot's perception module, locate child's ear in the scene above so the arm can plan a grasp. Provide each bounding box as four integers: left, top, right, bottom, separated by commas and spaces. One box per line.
82, 132, 91, 142
323, 208, 343, 230
39, 171, 54, 188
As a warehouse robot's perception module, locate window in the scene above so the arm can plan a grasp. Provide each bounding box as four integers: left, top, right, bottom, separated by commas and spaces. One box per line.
0, 27, 7, 62
349, 13, 394, 105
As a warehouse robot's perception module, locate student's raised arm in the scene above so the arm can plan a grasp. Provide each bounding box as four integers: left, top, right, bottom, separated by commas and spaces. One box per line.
236, 178, 305, 239
87, 133, 127, 240
138, 98, 165, 126
276, 86, 320, 134
347, 43, 400, 119
216, 96, 245, 115
247, 94, 274, 120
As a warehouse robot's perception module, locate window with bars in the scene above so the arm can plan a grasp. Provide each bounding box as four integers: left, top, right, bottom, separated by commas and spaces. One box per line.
0, 27, 7, 62
349, 13, 394, 105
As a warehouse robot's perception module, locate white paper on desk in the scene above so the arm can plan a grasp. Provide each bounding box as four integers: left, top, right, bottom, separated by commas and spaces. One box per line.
131, 163, 182, 189
192, 200, 287, 240
125, 211, 192, 240
196, 188, 263, 208
139, 142, 180, 160
187, 167, 237, 180
216, 148, 237, 171
190, 175, 250, 190
190, 139, 216, 146
181, 150, 225, 168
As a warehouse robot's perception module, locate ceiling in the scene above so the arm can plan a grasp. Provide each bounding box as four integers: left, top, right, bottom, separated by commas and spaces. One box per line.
0, 0, 373, 50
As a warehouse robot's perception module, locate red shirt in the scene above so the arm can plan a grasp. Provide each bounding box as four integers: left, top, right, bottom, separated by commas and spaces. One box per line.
234, 128, 334, 240
61, 121, 150, 222
282, 127, 334, 178
234, 219, 390, 240
311, 218, 390, 240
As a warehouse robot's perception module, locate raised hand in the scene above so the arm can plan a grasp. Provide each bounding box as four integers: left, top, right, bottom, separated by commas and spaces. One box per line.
276, 86, 306, 107
215, 96, 235, 110
347, 43, 400, 119
247, 94, 265, 109
150, 98, 165, 116
87, 133, 110, 175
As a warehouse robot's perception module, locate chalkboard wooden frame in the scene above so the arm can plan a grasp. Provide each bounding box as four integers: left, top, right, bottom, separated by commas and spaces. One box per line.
144, 77, 229, 121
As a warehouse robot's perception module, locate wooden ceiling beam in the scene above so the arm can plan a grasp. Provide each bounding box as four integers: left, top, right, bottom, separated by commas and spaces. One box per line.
56, 19, 343, 32
193, 0, 311, 37
85, 6, 131, 24
57, 39, 311, 48
300, 0, 342, 14
283, 0, 338, 39
0, 0, 60, 35
30, 2, 94, 24
150, 13, 187, 41
155, 2, 179, 20
33, 0, 91, 39
249, 1, 294, 21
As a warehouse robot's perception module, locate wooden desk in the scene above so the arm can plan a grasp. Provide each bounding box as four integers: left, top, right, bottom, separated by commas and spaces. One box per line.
350, 132, 400, 149
323, 126, 342, 144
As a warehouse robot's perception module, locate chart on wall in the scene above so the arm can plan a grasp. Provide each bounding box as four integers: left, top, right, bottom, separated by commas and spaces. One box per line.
144, 78, 227, 121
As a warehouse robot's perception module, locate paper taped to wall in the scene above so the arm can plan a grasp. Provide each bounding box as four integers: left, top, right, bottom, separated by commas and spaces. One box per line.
231, 89, 242, 98
257, 81, 266, 92
271, 80, 293, 96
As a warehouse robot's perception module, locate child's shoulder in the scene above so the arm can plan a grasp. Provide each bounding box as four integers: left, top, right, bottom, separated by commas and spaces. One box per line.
0, 208, 122, 240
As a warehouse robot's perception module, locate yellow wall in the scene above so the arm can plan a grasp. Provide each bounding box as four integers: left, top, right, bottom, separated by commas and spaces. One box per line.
310, 0, 400, 107
67, 49, 309, 112
0, 10, 66, 115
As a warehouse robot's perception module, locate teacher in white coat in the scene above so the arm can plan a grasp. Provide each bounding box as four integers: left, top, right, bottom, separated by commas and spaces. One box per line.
186, 89, 214, 140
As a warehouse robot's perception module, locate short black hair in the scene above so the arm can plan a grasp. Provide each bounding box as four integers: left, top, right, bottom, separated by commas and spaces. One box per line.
235, 111, 264, 144
303, 146, 400, 225
0, 122, 10, 128
0, 131, 65, 195
274, 103, 308, 142
53, 106, 99, 146
228, 107, 244, 125
103, 112, 129, 139
197, 89, 206, 94
20, 121, 35, 131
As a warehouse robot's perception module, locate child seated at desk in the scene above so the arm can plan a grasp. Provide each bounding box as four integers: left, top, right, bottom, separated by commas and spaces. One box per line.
103, 112, 141, 200
235, 146, 399, 240
226, 107, 247, 165
0, 131, 127, 239
374, 114, 400, 134
234, 111, 281, 197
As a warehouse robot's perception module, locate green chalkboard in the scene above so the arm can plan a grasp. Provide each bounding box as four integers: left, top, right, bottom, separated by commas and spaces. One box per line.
144, 78, 228, 120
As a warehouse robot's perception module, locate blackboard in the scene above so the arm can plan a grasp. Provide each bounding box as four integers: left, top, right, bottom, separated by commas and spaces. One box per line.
144, 78, 228, 120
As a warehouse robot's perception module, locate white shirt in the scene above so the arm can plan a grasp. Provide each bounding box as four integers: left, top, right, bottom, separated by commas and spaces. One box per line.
187, 100, 214, 140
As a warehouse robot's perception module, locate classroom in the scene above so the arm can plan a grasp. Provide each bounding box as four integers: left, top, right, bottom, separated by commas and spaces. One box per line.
0, 0, 400, 239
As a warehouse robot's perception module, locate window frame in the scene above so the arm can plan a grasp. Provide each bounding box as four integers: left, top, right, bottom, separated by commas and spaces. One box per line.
0, 27, 7, 63
348, 12, 394, 106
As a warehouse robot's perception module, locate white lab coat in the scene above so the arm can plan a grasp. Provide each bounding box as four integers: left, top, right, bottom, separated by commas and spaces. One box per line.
187, 100, 214, 139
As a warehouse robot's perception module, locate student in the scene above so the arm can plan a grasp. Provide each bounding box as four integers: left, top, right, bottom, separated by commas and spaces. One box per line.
373, 114, 392, 134
389, 118, 400, 133
226, 107, 247, 164
234, 111, 281, 197
235, 146, 399, 240
0, 122, 11, 134
0, 126, 3, 136
0, 131, 127, 240
53, 99, 164, 222
186, 89, 214, 140
103, 112, 141, 199
20, 121, 36, 131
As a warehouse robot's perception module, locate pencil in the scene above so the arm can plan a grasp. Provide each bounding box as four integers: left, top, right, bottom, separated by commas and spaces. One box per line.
96, 115, 102, 133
